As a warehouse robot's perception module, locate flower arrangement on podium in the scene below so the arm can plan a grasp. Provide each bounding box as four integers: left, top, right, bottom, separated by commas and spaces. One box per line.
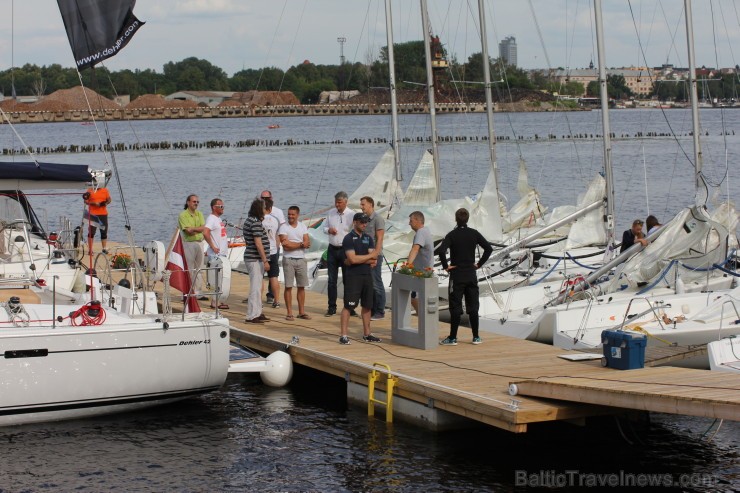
395, 262, 434, 278
111, 252, 133, 269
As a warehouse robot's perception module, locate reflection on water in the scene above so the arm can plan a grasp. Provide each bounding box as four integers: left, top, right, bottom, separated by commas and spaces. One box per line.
0, 371, 736, 492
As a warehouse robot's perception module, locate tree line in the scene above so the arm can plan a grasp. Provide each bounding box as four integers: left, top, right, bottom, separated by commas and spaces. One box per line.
0, 41, 555, 104
1, 41, 736, 104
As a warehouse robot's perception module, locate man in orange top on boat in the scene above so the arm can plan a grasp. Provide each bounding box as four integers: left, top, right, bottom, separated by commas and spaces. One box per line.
84, 186, 112, 253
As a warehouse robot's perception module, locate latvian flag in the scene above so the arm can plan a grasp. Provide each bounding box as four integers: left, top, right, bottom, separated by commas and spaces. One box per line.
165, 234, 201, 313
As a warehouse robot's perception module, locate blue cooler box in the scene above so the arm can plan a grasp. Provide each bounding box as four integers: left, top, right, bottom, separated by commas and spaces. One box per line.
601, 329, 647, 370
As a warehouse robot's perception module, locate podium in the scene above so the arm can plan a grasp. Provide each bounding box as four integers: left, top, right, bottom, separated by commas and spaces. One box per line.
391, 272, 439, 350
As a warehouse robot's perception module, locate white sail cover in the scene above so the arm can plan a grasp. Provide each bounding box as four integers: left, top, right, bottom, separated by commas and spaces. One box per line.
502, 158, 548, 233
468, 169, 504, 243
401, 150, 437, 207
564, 174, 607, 248
606, 205, 737, 292
348, 148, 401, 209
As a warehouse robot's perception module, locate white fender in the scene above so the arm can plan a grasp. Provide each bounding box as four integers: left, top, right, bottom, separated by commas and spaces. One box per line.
260, 351, 293, 387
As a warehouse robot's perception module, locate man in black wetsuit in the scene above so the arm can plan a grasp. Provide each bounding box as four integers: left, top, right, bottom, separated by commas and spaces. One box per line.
435, 208, 493, 346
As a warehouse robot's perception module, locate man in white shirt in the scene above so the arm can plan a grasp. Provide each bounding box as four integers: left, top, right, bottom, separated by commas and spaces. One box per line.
324, 191, 354, 316
203, 198, 229, 309
278, 205, 311, 320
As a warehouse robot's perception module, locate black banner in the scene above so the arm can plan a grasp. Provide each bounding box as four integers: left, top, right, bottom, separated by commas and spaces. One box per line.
57, 0, 144, 70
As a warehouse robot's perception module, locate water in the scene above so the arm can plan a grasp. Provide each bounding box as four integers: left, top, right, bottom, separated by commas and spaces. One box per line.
1, 110, 738, 491
3, 108, 738, 244
0, 372, 736, 492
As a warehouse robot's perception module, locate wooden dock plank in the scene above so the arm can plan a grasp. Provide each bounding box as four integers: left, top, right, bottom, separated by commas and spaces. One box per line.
182, 266, 740, 431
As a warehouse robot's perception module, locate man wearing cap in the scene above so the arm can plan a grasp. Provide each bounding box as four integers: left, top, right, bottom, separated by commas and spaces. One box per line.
620, 219, 649, 253
338, 212, 381, 345
323, 191, 354, 317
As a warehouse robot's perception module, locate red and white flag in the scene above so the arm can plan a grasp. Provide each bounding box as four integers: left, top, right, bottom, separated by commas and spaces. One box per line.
165, 233, 201, 313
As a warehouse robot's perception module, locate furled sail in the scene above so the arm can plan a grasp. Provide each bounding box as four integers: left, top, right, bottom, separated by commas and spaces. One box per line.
348, 148, 401, 210
57, 0, 144, 70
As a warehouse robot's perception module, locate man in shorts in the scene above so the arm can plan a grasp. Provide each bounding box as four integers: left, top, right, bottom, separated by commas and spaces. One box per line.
278, 205, 311, 320
262, 197, 282, 308
338, 213, 381, 345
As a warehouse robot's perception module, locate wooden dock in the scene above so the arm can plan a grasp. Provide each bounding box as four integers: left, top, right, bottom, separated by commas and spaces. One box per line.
192, 269, 740, 433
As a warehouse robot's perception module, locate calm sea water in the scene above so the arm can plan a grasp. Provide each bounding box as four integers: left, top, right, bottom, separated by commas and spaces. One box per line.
3, 108, 738, 243
1, 110, 738, 491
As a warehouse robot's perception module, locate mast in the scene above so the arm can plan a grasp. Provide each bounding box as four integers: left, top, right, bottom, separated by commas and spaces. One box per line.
420, 0, 442, 202
384, 0, 402, 182
477, 0, 498, 182
594, 0, 616, 254
684, 0, 708, 206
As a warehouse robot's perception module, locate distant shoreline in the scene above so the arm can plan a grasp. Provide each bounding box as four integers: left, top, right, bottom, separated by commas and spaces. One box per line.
0, 101, 590, 125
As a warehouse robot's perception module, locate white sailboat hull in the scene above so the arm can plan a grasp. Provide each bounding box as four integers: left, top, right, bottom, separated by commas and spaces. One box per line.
707, 338, 740, 373
0, 311, 231, 426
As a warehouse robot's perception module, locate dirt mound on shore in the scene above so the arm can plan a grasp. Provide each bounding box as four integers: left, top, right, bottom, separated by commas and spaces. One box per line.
219, 91, 300, 107
127, 94, 198, 109
0, 99, 35, 112
29, 86, 120, 112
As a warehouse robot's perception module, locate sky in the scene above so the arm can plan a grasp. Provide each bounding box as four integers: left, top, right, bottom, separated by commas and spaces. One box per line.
1, 0, 738, 77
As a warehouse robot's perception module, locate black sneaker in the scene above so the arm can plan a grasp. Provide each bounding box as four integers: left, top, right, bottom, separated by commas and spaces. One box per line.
339, 336, 351, 345
362, 334, 381, 343
325, 308, 337, 317
266, 294, 275, 303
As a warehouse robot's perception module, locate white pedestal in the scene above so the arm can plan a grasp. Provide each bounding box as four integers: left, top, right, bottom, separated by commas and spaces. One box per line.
391, 272, 439, 350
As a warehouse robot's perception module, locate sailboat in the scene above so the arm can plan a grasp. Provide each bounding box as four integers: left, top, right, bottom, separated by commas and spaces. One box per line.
477, 0, 739, 362
0, 0, 276, 426
0, 164, 90, 293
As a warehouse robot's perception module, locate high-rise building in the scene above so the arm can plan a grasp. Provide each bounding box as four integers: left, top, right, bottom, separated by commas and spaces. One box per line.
499, 36, 517, 67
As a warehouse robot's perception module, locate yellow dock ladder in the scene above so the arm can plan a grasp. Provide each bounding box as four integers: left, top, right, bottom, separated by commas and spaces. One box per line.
367, 363, 398, 423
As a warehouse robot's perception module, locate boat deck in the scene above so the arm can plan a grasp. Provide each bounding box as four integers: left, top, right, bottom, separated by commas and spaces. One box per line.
209, 270, 740, 432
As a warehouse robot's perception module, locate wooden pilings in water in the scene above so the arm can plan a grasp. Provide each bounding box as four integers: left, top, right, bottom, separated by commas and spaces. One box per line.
1, 130, 735, 155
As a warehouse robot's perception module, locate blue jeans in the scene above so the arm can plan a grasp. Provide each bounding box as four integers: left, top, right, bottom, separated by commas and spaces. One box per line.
371, 254, 386, 316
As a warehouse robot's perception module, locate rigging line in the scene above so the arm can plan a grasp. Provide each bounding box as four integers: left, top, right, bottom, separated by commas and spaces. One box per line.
340, 1, 372, 92
75, 70, 109, 168
699, 0, 730, 190
98, 66, 176, 228
254, 0, 288, 91
717, 1, 739, 85
587, 0, 595, 67
524, 0, 586, 186
276, 0, 308, 94
627, 1, 695, 173
76, 67, 136, 232
435, 0, 483, 197
0, 107, 42, 166
658, 0, 686, 68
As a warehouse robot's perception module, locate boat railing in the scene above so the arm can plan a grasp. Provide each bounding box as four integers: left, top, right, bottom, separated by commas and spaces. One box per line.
717, 299, 740, 340
54, 216, 79, 260
616, 297, 672, 333
180, 262, 225, 321
0, 220, 40, 281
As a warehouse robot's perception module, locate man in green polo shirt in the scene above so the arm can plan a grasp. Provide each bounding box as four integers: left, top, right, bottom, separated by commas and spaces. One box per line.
178, 194, 206, 299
